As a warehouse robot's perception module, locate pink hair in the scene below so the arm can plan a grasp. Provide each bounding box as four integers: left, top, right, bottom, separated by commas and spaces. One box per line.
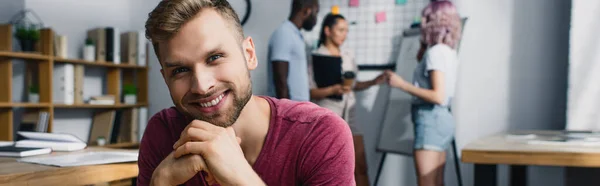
420, 1, 462, 49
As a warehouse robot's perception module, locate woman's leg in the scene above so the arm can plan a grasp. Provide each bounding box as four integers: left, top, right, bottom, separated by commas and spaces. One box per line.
353, 135, 370, 186
436, 152, 446, 186
414, 150, 446, 186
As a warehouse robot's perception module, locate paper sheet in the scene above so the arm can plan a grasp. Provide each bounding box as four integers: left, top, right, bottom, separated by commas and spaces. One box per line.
18, 151, 138, 167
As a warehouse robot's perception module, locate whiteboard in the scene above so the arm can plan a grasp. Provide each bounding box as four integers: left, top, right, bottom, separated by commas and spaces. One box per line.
376, 28, 420, 155
302, 0, 430, 66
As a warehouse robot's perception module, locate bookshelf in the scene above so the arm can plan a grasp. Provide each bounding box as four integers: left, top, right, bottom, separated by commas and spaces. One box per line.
0, 24, 149, 141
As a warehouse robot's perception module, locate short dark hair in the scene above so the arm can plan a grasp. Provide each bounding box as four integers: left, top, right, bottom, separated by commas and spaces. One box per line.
318, 13, 345, 47
145, 0, 244, 56
290, 0, 318, 16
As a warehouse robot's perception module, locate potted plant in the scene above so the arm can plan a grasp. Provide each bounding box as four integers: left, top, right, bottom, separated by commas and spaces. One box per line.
15, 25, 40, 52
28, 84, 39, 103
123, 84, 137, 104
83, 38, 95, 61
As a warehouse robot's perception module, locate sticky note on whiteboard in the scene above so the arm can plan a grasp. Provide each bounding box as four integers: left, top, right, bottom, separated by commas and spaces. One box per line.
375, 11, 387, 23
331, 5, 340, 15
396, 0, 407, 5
349, 0, 359, 7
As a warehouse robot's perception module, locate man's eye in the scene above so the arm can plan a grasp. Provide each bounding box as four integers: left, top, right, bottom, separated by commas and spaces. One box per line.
172, 67, 189, 75
208, 55, 222, 62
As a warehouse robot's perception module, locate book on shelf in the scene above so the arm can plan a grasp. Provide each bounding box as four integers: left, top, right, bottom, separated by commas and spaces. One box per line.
73, 64, 85, 104
15, 131, 87, 152
87, 28, 106, 62
138, 107, 148, 141
89, 95, 116, 105
53, 63, 75, 105
54, 35, 67, 58
105, 27, 121, 64
137, 30, 147, 66
36, 112, 49, 133
88, 110, 117, 146
0, 146, 51, 157
115, 108, 139, 143
121, 32, 137, 65
89, 100, 116, 105
90, 95, 115, 101
18, 111, 46, 133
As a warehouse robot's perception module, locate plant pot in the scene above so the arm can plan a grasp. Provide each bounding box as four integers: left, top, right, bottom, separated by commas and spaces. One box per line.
83, 45, 95, 61
29, 93, 39, 103
20, 39, 36, 52
124, 94, 137, 104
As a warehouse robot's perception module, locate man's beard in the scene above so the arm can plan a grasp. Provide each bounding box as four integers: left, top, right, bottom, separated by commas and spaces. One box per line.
302, 15, 317, 31
176, 78, 253, 128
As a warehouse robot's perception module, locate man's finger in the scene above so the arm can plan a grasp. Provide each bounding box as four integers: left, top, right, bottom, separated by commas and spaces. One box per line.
173, 127, 214, 149
174, 141, 208, 158
237, 137, 242, 145
183, 154, 208, 173
205, 172, 218, 186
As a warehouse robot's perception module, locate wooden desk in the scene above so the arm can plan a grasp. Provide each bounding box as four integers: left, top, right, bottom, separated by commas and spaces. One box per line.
462, 131, 600, 186
0, 147, 139, 186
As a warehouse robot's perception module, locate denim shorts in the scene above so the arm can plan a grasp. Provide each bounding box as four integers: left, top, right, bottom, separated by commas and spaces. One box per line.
411, 104, 455, 152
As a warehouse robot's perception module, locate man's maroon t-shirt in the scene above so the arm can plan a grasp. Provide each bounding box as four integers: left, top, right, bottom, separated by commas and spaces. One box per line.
137, 96, 355, 185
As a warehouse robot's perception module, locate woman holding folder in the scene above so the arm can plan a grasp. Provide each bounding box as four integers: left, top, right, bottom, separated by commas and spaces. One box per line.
386, 1, 462, 185
308, 13, 388, 186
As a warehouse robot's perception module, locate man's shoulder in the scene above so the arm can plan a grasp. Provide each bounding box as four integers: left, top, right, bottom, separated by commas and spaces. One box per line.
267, 97, 348, 129
145, 107, 187, 135
269, 21, 298, 42
149, 107, 181, 123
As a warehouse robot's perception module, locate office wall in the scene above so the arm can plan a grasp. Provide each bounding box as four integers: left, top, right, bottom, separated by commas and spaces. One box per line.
0, 0, 24, 23
451, 0, 570, 186
567, 0, 600, 130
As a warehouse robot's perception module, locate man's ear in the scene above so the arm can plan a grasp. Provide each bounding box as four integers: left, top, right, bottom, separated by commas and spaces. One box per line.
242, 36, 257, 70
304, 7, 313, 18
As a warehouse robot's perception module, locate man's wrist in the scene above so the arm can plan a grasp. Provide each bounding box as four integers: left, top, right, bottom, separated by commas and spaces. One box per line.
151, 168, 172, 186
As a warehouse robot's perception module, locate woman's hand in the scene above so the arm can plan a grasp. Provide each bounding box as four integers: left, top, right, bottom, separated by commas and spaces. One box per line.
386, 71, 408, 89
328, 84, 348, 95
373, 70, 392, 85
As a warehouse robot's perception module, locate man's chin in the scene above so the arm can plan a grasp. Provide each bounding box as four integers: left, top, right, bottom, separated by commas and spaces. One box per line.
191, 114, 234, 128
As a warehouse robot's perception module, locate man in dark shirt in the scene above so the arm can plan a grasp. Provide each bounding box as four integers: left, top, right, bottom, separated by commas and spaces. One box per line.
138, 0, 355, 185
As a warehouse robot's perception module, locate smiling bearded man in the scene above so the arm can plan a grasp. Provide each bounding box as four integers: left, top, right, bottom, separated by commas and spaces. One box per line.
137, 0, 356, 186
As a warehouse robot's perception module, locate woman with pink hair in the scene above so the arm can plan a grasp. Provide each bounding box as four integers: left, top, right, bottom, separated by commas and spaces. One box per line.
386, 1, 462, 185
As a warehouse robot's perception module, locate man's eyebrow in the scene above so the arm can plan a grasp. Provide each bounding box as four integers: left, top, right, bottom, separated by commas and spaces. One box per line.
163, 60, 184, 68
205, 44, 225, 57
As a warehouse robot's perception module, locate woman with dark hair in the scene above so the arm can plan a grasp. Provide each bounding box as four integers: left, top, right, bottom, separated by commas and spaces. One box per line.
386, 1, 462, 185
308, 13, 389, 186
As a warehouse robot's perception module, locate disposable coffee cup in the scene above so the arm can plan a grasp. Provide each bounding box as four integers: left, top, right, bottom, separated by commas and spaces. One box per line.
342, 71, 356, 87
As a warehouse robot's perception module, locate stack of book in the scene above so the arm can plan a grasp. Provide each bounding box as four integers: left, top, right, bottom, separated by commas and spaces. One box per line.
89, 95, 116, 105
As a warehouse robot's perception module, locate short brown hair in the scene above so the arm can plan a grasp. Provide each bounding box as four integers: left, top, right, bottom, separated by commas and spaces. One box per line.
145, 0, 244, 53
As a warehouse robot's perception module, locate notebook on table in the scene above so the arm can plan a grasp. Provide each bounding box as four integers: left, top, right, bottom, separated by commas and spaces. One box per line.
0, 146, 51, 157
16, 132, 87, 152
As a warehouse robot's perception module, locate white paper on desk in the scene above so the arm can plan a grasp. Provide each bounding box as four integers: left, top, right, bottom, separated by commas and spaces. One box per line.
17, 151, 138, 167
0, 141, 14, 147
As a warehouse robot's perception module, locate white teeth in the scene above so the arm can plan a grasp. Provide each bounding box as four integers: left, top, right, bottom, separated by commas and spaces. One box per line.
199, 93, 225, 108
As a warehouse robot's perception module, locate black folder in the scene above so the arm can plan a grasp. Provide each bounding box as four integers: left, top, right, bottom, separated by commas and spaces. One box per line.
312, 54, 343, 100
